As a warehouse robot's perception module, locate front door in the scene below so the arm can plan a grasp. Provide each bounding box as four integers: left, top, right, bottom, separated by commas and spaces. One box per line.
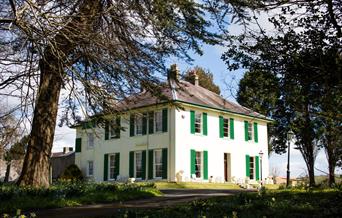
224, 153, 231, 182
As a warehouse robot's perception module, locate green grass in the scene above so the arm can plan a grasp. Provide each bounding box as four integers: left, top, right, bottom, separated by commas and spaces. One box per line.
155, 181, 241, 189
115, 188, 342, 218
0, 181, 161, 214
264, 184, 280, 189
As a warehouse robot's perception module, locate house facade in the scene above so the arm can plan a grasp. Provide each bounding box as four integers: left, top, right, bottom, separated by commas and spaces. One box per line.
74, 66, 271, 183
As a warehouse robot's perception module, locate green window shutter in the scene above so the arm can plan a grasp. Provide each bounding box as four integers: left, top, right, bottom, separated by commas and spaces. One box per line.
219, 116, 223, 138
103, 154, 108, 181
203, 150, 208, 180
105, 121, 109, 140
162, 108, 168, 132
142, 113, 147, 135
142, 150, 146, 180
75, 138, 82, 153
148, 150, 154, 179
129, 151, 134, 177
190, 111, 195, 134
190, 149, 196, 176
255, 156, 260, 181
114, 153, 120, 179
245, 155, 250, 178
230, 118, 234, 139
162, 148, 168, 179
148, 111, 154, 134
115, 117, 121, 138
254, 122, 258, 143
244, 121, 249, 141
203, 112, 208, 136
130, 114, 135, 137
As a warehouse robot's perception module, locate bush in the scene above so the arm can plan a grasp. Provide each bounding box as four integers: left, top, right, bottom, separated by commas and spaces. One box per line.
59, 164, 83, 181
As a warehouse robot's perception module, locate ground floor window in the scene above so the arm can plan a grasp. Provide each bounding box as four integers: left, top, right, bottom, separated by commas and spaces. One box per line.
154, 149, 163, 178
195, 151, 202, 178
249, 156, 255, 180
87, 161, 94, 176
135, 151, 143, 178
109, 154, 116, 180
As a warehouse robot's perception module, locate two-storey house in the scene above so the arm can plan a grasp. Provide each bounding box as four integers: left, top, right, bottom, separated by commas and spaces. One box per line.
73, 65, 271, 183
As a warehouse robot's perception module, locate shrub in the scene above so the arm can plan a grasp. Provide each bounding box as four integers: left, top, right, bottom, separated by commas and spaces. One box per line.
59, 164, 83, 181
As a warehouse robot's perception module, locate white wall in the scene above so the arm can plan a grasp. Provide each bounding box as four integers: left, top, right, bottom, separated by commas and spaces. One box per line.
75, 105, 173, 182
75, 103, 270, 183
173, 104, 269, 182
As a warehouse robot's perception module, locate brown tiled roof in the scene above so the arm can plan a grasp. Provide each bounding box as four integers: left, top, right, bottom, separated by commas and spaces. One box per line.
116, 79, 269, 120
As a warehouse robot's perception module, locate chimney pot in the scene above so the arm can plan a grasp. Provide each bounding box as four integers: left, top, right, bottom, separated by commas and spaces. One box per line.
190, 70, 199, 86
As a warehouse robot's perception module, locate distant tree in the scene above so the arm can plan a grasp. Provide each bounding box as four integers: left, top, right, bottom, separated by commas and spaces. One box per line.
184, 67, 221, 95
223, 1, 341, 186
237, 69, 280, 154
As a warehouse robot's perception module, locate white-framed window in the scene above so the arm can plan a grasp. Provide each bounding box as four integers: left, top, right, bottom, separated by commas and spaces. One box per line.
249, 156, 255, 179
248, 122, 253, 141
135, 115, 143, 135
195, 113, 202, 133
109, 154, 116, 180
110, 125, 119, 139
154, 111, 163, 132
223, 118, 229, 138
87, 133, 94, 149
154, 149, 163, 178
135, 151, 143, 178
195, 151, 202, 178
87, 160, 94, 176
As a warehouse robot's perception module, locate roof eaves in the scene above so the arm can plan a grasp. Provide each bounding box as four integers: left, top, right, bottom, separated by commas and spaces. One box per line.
175, 100, 273, 122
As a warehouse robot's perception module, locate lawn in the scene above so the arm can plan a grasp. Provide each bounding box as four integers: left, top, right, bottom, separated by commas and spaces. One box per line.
0, 181, 161, 214
155, 181, 242, 189
116, 188, 342, 218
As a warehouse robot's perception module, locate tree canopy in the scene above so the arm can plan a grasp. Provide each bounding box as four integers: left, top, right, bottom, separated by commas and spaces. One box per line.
0, 0, 255, 187
184, 66, 221, 95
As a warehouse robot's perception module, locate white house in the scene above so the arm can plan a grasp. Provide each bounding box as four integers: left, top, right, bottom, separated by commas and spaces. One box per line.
73, 65, 271, 184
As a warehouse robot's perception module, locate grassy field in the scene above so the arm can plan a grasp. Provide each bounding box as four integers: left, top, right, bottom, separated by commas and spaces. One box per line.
155, 181, 242, 189
0, 182, 161, 214
116, 188, 342, 218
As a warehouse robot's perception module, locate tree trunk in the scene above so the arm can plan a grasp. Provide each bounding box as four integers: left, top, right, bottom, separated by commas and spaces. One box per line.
16, 0, 101, 187
4, 161, 11, 182
17, 63, 62, 187
307, 156, 316, 187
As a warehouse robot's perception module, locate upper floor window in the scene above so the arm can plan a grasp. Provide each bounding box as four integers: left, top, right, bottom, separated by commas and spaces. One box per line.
110, 123, 120, 139
190, 111, 207, 135
223, 118, 229, 138
130, 109, 167, 136
248, 122, 253, 141
154, 111, 163, 132
245, 121, 257, 142
135, 115, 143, 135
87, 161, 94, 176
195, 113, 202, 133
87, 133, 94, 149
105, 117, 120, 140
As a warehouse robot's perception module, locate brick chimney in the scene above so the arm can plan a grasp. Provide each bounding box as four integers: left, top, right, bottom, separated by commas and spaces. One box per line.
168, 64, 179, 81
